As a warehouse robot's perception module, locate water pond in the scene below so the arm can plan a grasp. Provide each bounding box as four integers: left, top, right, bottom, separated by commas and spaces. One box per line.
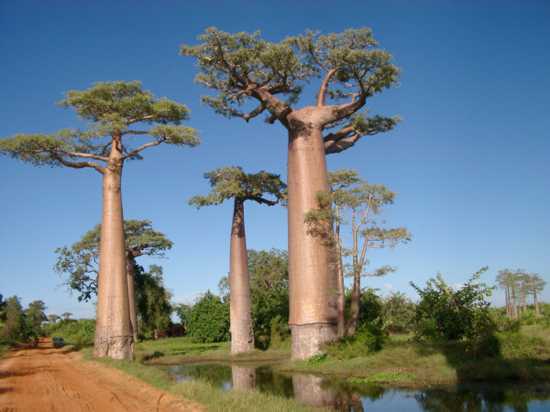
162, 362, 550, 411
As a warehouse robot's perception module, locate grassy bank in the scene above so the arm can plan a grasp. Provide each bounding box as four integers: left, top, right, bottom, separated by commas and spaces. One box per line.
281, 328, 550, 387
137, 327, 550, 388
82, 347, 318, 412
136, 336, 289, 365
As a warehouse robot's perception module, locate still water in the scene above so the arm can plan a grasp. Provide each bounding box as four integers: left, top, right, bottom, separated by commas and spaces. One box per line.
163, 362, 550, 411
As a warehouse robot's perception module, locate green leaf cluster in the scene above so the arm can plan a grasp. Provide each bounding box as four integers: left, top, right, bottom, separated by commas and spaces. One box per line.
189, 166, 286, 207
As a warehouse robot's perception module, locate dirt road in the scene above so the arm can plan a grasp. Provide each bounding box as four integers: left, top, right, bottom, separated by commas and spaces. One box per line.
0, 340, 203, 412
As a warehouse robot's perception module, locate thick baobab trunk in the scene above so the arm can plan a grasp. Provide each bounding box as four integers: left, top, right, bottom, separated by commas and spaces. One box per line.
287, 123, 337, 359
126, 253, 138, 342
231, 366, 256, 391
94, 140, 133, 360
229, 199, 254, 354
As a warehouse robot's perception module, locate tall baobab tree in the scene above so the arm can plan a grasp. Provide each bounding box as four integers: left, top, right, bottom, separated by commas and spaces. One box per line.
189, 167, 286, 354
55, 219, 173, 341
306, 170, 410, 336
182, 28, 399, 358
0, 82, 199, 359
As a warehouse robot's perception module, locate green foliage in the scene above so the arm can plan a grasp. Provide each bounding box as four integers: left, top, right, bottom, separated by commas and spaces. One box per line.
189, 167, 286, 207
1, 296, 27, 343
326, 324, 386, 359
55, 219, 172, 302
44, 319, 95, 348
354, 288, 383, 329
0, 81, 198, 172
135, 264, 172, 338
412, 268, 498, 357
177, 291, 229, 343
218, 249, 289, 349
381, 292, 416, 334
25, 300, 47, 336
181, 27, 398, 122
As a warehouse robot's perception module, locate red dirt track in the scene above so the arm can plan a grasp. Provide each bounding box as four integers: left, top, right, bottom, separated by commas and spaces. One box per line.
0, 339, 203, 412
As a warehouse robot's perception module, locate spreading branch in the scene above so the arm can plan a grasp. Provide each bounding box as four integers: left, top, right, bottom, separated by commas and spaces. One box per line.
317, 68, 338, 107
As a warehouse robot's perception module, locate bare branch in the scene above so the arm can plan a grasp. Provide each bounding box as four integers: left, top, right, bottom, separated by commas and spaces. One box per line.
122, 130, 150, 136
61, 150, 109, 162
317, 68, 338, 107
127, 114, 155, 125
325, 133, 362, 154
122, 139, 164, 160
53, 154, 105, 174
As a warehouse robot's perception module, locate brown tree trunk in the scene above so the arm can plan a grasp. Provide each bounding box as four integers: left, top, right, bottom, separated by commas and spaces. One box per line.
334, 209, 345, 339
504, 287, 510, 319
231, 366, 256, 391
534, 290, 540, 317
229, 199, 254, 354
126, 253, 138, 343
347, 270, 361, 336
510, 286, 518, 320
287, 122, 337, 359
93, 137, 133, 360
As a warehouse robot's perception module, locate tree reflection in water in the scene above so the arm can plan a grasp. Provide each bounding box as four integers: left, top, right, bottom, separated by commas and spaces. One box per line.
165, 363, 550, 411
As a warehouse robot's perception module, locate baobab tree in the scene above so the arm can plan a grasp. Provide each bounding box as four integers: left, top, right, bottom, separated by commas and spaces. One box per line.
182, 28, 399, 358
55, 219, 173, 341
0, 81, 199, 359
189, 167, 286, 354
306, 170, 410, 336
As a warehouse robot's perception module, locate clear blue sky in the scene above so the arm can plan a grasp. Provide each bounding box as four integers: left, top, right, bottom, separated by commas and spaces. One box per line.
1, 1, 549, 318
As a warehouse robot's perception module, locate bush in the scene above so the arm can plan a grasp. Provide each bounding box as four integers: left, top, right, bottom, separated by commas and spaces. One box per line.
381, 292, 416, 334
44, 319, 95, 348
325, 322, 387, 359
411, 268, 498, 357
177, 291, 229, 343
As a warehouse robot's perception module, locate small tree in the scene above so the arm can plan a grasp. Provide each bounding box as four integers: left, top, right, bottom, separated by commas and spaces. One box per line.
190, 167, 285, 353
47, 314, 60, 323
134, 264, 172, 339
26, 300, 47, 337
61, 312, 73, 321
183, 291, 230, 343
381, 292, 416, 334
182, 27, 399, 359
306, 170, 410, 336
1, 296, 27, 343
55, 219, 173, 341
412, 268, 498, 357
0, 81, 198, 359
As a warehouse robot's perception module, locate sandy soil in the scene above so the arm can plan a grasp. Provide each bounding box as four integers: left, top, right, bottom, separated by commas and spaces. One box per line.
0, 339, 203, 412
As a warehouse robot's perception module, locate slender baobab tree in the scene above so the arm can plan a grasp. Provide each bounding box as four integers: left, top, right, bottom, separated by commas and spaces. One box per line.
189, 167, 286, 354
55, 219, 173, 341
0, 82, 199, 359
529, 273, 546, 317
182, 28, 399, 358
306, 170, 410, 336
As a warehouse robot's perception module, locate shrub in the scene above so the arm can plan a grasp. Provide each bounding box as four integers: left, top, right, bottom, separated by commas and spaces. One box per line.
381, 292, 416, 334
44, 319, 95, 348
326, 321, 387, 359
177, 291, 229, 343
411, 268, 498, 357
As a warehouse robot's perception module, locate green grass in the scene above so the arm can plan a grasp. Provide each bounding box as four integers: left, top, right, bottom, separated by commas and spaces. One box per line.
135, 336, 289, 365
278, 327, 550, 387
82, 347, 320, 412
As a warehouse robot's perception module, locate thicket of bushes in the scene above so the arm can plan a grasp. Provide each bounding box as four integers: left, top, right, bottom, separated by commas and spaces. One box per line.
43, 319, 95, 348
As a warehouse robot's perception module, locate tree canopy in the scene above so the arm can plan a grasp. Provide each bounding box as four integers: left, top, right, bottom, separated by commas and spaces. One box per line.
0, 81, 199, 173
189, 166, 286, 207
55, 219, 173, 301
181, 27, 399, 153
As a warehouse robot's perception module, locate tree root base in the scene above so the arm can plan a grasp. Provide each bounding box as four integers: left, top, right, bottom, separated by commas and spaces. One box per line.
290, 323, 336, 360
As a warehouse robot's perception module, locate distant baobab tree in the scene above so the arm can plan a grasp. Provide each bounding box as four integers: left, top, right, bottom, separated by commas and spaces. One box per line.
0, 82, 199, 359
182, 27, 399, 358
190, 167, 286, 354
